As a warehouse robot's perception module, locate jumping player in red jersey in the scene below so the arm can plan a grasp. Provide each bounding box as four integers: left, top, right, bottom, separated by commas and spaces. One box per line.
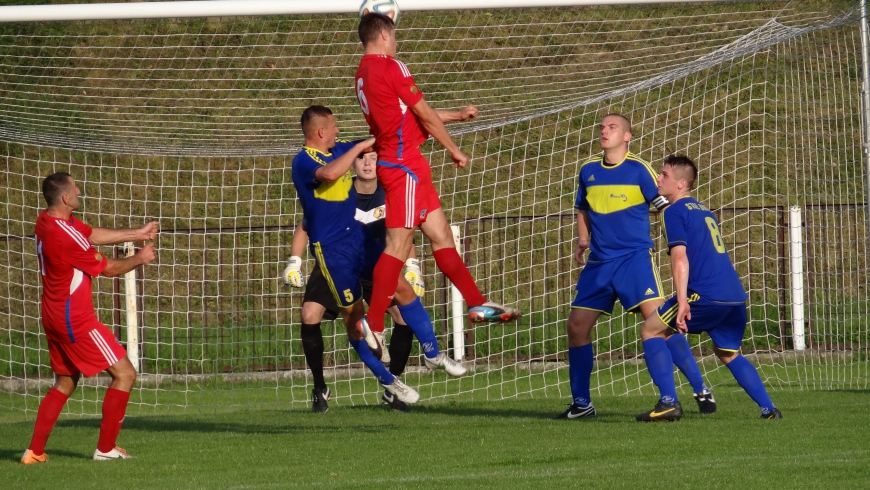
355, 13, 521, 335
21, 172, 158, 464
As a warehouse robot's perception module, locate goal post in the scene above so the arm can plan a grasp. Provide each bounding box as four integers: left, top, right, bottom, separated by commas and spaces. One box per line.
0, 0, 730, 22
1, 0, 868, 414
123, 242, 141, 371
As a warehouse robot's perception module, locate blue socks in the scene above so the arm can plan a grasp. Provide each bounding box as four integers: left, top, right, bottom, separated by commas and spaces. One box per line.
643, 338, 679, 404
726, 354, 775, 411
568, 344, 593, 407
667, 333, 708, 393
397, 298, 440, 358
349, 338, 395, 385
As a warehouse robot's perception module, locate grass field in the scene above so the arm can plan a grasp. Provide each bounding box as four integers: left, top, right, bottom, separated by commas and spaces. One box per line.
1, 1, 868, 392
0, 6, 868, 483
2, 382, 869, 489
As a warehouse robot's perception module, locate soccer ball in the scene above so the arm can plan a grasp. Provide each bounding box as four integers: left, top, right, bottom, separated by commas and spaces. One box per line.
359, 0, 400, 25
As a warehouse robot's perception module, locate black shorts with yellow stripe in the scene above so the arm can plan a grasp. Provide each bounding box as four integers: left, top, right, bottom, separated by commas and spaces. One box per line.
304, 264, 401, 321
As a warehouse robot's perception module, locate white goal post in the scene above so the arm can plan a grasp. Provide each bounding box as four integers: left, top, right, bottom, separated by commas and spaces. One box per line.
1, 0, 868, 415
0, 0, 729, 22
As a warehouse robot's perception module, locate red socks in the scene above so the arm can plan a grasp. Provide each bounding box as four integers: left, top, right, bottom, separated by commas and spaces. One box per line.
28, 388, 69, 455
97, 388, 130, 453
29, 387, 131, 455
433, 247, 486, 307
369, 247, 486, 331
368, 254, 404, 332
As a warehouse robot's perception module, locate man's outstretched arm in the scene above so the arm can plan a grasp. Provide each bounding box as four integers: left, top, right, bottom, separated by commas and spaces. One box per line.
410, 99, 469, 168
90, 221, 158, 246
436, 104, 478, 124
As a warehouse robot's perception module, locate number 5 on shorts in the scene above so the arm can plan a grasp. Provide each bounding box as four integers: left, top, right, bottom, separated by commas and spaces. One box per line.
343, 289, 353, 303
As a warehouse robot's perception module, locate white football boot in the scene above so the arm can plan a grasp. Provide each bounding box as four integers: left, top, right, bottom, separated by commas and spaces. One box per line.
424, 352, 467, 377
381, 378, 420, 404
93, 446, 132, 460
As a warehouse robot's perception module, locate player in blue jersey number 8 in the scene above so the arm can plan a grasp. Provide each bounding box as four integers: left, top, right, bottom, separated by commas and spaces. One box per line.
635, 154, 781, 422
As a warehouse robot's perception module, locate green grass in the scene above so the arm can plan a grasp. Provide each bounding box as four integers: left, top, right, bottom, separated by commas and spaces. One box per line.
1, 387, 868, 489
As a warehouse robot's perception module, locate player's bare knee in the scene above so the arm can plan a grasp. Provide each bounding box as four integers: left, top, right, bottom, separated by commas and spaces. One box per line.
419, 209, 454, 248
714, 347, 738, 364
384, 228, 415, 258
424, 227, 454, 251
387, 306, 404, 324
107, 357, 137, 391
54, 374, 79, 396
640, 315, 669, 341
567, 312, 595, 346
301, 302, 326, 324
393, 277, 416, 304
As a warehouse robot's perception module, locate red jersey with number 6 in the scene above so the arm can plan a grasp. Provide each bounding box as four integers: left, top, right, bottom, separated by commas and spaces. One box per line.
35, 210, 108, 344
355, 54, 426, 163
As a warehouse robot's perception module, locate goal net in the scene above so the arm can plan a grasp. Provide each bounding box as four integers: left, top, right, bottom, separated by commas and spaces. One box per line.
1, 0, 867, 415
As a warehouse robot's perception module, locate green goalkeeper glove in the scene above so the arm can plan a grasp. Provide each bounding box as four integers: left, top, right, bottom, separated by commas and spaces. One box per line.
403, 258, 425, 297
283, 256, 304, 288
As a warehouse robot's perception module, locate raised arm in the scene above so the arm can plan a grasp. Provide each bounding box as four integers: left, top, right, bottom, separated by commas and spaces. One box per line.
101, 243, 156, 277
314, 138, 375, 182
410, 98, 469, 168
90, 221, 158, 246
436, 104, 479, 124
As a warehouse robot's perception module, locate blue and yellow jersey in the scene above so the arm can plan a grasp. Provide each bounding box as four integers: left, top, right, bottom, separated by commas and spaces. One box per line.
291, 140, 361, 245
661, 196, 748, 303
574, 152, 659, 260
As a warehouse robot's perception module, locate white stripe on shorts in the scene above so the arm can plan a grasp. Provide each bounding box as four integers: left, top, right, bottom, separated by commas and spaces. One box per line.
89, 329, 119, 366
405, 174, 416, 228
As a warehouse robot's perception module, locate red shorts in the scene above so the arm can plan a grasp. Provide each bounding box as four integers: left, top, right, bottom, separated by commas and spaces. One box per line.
377, 155, 442, 228
48, 322, 127, 378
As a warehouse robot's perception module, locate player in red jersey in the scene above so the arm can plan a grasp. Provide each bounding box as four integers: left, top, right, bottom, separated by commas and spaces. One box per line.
21, 172, 158, 464
355, 13, 521, 336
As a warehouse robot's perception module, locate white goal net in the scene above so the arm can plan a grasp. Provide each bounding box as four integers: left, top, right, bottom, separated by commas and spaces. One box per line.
1, 0, 868, 414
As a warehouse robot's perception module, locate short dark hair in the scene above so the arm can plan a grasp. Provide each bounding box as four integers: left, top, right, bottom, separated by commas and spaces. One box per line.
358, 13, 394, 46
663, 154, 698, 190
42, 172, 73, 206
602, 113, 632, 134
300, 105, 333, 138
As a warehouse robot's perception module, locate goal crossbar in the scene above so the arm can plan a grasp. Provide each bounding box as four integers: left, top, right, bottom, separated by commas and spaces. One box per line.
0, 0, 739, 23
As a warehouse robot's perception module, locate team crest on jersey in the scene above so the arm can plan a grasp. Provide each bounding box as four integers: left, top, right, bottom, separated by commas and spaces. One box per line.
410, 85, 418, 93
373, 207, 386, 219
94, 253, 102, 261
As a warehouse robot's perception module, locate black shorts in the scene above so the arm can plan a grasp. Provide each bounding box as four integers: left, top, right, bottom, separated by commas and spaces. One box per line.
303, 263, 397, 321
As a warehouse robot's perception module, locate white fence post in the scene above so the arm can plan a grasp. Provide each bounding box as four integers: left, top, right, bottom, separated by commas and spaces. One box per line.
450, 225, 465, 361
788, 207, 806, 351
124, 242, 141, 371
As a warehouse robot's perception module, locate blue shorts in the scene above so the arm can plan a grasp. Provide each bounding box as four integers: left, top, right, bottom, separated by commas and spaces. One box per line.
310, 225, 384, 308
657, 294, 747, 351
571, 249, 663, 314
